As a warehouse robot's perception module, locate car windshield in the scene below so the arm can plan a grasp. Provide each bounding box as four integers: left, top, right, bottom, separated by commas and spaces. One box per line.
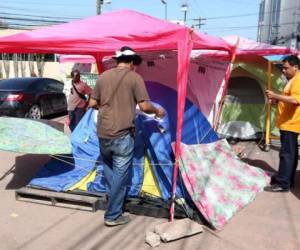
0, 78, 35, 91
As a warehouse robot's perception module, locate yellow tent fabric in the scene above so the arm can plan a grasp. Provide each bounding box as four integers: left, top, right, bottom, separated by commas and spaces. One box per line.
141, 154, 161, 197
68, 169, 97, 191
68, 154, 161, 196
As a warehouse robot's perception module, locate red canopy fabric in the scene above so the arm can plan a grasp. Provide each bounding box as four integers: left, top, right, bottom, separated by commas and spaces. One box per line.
0, 9, 234, 220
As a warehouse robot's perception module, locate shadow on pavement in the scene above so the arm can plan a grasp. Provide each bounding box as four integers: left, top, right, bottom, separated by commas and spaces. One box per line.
241, 158, 277, 174
37, 113, 68, 133
5, 154, 50, 190
242, 158, 300, 199
270, 145, 281, 152
44, 111, 68, 120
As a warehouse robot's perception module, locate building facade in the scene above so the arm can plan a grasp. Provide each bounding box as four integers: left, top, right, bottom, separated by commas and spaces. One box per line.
257, 0, 300, 49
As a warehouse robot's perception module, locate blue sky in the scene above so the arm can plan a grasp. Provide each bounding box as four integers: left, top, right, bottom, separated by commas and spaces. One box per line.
0, 0, 261, 40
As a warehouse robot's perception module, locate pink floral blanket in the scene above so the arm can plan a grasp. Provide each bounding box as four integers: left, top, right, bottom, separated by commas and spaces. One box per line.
177, 139, 270, 230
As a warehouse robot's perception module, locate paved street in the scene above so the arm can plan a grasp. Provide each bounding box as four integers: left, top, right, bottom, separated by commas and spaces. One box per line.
0, 120, 299, 250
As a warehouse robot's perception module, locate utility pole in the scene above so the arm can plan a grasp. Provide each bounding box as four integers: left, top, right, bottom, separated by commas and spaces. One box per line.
160, 0, 167, 20
96, 0, 102, 15
181, 4, 188, 24
96, 0, 111, 15
193, 17, 206, 30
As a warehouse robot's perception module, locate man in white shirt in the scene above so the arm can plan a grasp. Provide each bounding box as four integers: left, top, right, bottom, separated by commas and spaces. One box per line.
67, 69, 92, 132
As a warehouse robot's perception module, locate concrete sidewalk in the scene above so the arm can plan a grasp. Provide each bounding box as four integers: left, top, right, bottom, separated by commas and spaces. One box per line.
0, 139, 299, 250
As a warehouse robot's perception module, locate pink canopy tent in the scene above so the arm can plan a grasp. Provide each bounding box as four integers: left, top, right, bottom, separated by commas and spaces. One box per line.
194, 35, 297, 61
0, 9, 234, 220
223, 35, 297, 57
0, 10, 233, 57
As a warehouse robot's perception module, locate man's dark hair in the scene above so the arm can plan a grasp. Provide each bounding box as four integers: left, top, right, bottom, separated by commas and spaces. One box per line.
116, 56, 135, 64
282, 55, 300, 67
70, 69, 80, 78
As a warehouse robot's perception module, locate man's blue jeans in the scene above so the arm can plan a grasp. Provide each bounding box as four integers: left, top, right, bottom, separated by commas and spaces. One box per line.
99, 133, 134, 221
275, 130, 299, 188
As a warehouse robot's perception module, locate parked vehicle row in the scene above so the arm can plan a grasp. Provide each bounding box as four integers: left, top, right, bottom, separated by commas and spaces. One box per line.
0, 77, 67, 119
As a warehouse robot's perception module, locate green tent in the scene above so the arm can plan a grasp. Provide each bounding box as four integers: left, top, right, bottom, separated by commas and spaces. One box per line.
218, 56, 285, 139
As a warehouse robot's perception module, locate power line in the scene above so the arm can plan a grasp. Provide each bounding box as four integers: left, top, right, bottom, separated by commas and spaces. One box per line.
204, 25, 259, 32
0, 26, 32, 30
0, 2, 94, 8
0, 11, 79, 20
0, 16, 67, 24
0, 5, 90, 15
0, 22, 60, 28
192, 17, 206, 30
220, 0, 259, 5
0, 5, 53, 13
3, 0, 84, 4
0, 23, 50, 30
202, 21, 297, 32
0, 23, 51, 27
188, 6, 295, 21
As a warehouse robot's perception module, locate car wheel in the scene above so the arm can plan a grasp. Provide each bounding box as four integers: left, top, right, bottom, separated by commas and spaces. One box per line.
27, 104, 42, 119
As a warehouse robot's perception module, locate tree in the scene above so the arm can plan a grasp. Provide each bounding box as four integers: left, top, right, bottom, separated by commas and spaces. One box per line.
28, 54, 36, 76
36, 54, 45, 77
13, 54, 19, 77
0, 20, 8, 29
2, 53, 10, 78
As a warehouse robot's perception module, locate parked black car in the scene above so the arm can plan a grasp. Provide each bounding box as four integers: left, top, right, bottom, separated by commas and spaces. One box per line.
0, 77, 67, 119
